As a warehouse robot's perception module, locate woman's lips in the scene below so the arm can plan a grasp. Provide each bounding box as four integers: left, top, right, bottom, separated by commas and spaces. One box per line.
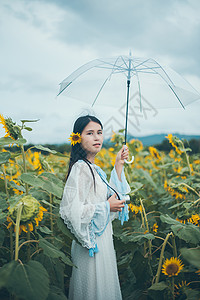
93, 143, 101, 147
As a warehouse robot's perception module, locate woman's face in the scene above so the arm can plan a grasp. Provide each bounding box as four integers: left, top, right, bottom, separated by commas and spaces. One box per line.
81, 121, 103, 157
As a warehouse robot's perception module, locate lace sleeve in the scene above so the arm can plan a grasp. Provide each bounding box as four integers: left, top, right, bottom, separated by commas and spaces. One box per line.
59, 161, 111, 250
59, 161, 96, 249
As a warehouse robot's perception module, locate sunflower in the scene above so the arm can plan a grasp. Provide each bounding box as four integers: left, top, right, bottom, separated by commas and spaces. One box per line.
153, 223, 158, 233
0, 114, 20, 140
110, 130, 116, 142
162, 257, 184, 277
165, 134, 183, 155
128, 204, 142, 214
149, 146, 161, 161
164, 180, 186, 200
68, 132, 82, 146
7, 195, 47, 234
176, 214, 200, 227
129, 139, 143, 152
174, 281, 189, 297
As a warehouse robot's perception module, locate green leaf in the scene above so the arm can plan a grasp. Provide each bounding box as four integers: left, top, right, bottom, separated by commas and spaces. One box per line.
0, 193, 8, 210
172, 224, 200, 245
15, 138, 27, 145
0, 209, 7, 220
0, 152, 11, 164
180, 247, 200, 269
118, 129, 125, 133
24, 126, 33, 131
0, 137, 27, 146
129, 182, 143, 194
130, 250, 153, 289
47, 286, 68, 300
119, 231, 155, 244
148, 281, 168, 291
34, 145, 57, 154
185, 288, 200, 299
39, 238, 74, 267
39, 226, 53, 235
148, 281, 171, 300
0, 227, 5, 246
0, 260, 16, 289
4, 260, 49, 300
169, 201, 185, 209
41, 199, 56, 208
57, 217, 79, 243
35, 253, 65, 292
21, 119, 40, 123
8, 180, 26, 192
160, 214, 180, 225
0, 137, 15, 146
136, 169, 157, 189
20, 173, 63, 198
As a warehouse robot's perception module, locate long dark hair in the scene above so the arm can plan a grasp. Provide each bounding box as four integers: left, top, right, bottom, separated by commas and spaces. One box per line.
66, 115, 103, 189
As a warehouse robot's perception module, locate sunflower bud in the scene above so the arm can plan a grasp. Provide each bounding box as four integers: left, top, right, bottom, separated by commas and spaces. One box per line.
9, 195, 40, 222
0, 114, 22, 140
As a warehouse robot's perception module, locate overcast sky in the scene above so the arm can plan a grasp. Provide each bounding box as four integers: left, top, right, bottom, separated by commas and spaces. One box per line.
0, 0, 200, 144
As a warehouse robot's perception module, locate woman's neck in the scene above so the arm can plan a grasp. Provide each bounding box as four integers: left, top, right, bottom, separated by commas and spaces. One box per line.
86, 153, 96, 164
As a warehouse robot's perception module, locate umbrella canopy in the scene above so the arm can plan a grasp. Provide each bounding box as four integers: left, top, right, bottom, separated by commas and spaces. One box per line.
57, 53, 200, 150
58, 54, 200, 109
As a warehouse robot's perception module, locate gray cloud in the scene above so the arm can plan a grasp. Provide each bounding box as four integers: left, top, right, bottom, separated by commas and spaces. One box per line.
0, 0, 199, 144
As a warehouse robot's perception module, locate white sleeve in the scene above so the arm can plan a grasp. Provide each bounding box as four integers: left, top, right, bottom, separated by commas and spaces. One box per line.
59, 161, 109, 249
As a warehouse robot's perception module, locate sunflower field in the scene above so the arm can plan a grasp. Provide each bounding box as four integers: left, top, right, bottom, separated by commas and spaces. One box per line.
0, 115, 200, 300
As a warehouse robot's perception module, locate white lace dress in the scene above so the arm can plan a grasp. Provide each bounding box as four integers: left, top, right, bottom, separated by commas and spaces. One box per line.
59, 160, 130, 300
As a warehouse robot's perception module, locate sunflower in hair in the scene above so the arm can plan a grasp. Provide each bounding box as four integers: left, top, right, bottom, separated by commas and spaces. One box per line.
68, 132, 82, 146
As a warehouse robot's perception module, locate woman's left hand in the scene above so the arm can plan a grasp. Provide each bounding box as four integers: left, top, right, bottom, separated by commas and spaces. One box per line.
115, 145, 129, 165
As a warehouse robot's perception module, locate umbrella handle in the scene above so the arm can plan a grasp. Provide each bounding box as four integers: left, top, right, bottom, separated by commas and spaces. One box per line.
122, 145, 134, 164
124, 156, 134, 164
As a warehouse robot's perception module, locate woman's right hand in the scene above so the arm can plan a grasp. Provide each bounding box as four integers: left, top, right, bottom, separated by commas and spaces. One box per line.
108, 194, 125, 212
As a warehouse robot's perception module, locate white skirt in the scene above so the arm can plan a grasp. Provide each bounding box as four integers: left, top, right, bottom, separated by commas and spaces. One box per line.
68, 221, 122, 300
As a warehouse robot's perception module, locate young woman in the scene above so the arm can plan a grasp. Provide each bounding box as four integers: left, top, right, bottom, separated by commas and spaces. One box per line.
59, 115, 131, 300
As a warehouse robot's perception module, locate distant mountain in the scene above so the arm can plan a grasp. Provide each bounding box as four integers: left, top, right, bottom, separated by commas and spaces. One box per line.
104, 133, 200, 146
126, 133, 200, 146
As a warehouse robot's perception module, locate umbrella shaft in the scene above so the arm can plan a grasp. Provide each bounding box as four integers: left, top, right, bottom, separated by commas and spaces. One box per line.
124, 79, 130, 145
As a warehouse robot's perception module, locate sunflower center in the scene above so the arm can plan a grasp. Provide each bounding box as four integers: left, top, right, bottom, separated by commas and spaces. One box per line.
72, 135, 80, 141
166, 263, 179, 275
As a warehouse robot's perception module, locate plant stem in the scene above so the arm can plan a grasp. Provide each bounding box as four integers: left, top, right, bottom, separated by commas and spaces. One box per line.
2, 164, 9, 199
27, 231, 31, 261
180, 140, 191, 175
139, 204, 147, 256
177, 182, 199, 197
10, 227, 13, 260
15, 202, 23, 261
172, 276, 175, 300
155, 232, 173, 284
140, 198, 152, 258
49, 193, 53, 235
20, 145, 28, 195
171, 234, 177, 258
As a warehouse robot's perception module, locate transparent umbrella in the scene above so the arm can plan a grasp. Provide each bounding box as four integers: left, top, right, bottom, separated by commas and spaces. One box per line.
57, 52, 200, 162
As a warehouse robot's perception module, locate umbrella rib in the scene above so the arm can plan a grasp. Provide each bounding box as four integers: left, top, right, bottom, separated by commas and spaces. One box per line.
141, 60, 187, 108
150, 59, 175, 86
168, 85, 185, 109
57, 82, 72, 96
91, 75, 112, 107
